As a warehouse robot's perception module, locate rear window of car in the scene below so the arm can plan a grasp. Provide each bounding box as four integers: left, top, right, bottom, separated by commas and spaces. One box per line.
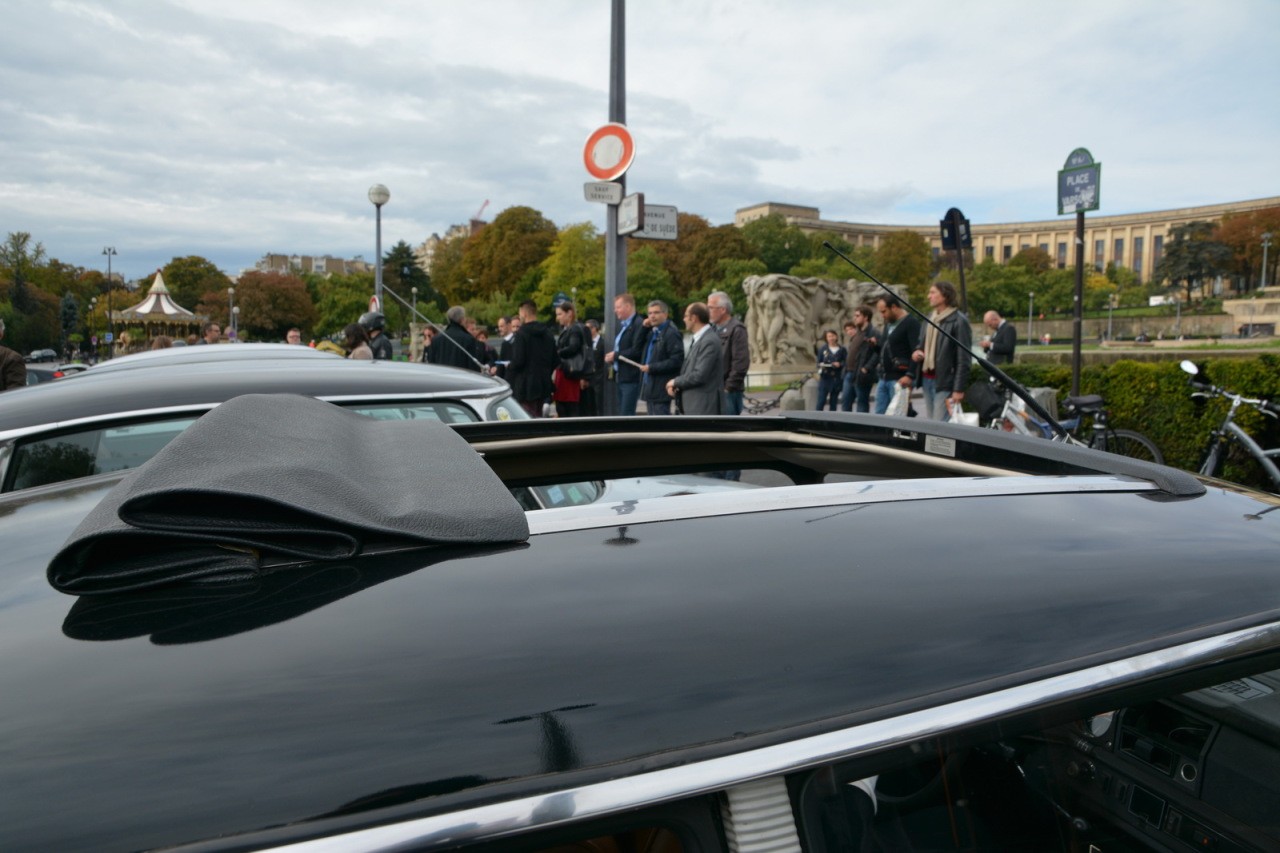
3, 400, 489, 492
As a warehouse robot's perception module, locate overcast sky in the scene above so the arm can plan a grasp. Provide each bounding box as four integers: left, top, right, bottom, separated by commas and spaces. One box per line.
3, 0, 1277, 281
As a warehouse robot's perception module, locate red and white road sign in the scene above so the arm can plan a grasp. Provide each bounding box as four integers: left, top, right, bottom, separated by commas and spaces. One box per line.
582, 123, 635, 181
369, 295, 380, 313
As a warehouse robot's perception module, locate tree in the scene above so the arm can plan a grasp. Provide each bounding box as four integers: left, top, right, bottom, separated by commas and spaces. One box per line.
964, 259, 1039, 319
196, 271, 318, 342
626, 246, 679, 314
158, 256, 232, 310
533, 223, 605, 318
740, 214, 811, 273
0, 232, 60, 351
384, 240, 440, 324
636, 212, 712, 296
429, 236, 468, 304
691, 257, 767, 319
680, 225, 755, 295
871, 231, 933, 302
1217, 207, 1280, 291
459, 206, 557, 300
1154, 221, 1233, 302
59, 292, 79, 356
1009, 246, 1053, 275
310, 271, 375, 339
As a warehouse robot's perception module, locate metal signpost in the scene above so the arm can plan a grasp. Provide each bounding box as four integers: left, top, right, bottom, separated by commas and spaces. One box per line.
1058, 148, 1101, 397
939, 207, 972, 313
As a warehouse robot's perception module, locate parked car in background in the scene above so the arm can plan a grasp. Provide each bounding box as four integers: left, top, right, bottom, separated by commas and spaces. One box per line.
3, 408, 1278, 851
24, 347, 58, 362
0, 358, 527, 492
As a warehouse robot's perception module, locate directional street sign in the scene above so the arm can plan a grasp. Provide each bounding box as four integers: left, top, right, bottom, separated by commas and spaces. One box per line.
630, 204, 678, 241
584, 181, 624, 204
618, 192, 644, 235
582, 123, 635, 182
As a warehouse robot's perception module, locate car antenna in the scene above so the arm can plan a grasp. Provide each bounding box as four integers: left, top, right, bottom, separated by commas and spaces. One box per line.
822, 241, 1071, 441
380, 284, 489, 372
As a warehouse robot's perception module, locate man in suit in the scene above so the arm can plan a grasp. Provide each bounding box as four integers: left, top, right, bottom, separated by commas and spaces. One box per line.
604, 294, 646, 416
667, 302, 722, 415
507, 300, 557, 418
981, 310, 1017, 364
580, 318, 611, 416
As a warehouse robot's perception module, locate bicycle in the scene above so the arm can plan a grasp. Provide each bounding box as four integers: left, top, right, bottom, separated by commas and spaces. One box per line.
983, 381, 1164, 464
1181, 360, 1280, 491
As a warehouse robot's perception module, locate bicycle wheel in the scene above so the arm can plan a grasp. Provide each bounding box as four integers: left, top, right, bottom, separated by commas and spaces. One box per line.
1094, 428, 1164, 465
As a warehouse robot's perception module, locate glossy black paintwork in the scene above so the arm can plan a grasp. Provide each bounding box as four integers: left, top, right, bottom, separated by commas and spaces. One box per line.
2, 472, 1280, 850
0, 358, 509, 432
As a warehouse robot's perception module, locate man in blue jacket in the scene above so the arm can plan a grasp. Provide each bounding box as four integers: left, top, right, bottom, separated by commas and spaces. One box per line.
638, 300, 684, 416
605, 294, 646, 416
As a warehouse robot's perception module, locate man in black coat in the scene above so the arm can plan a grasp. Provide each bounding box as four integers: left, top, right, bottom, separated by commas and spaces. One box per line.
428, 306, 484, 372
638, 300, 684, 416
507, 300, 557, 418
873, 294, 921, 416
981, 310, 1017, 364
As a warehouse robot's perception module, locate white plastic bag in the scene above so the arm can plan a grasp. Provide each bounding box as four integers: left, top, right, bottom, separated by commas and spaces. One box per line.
886, 383, 911, 417
948, 398, 980, 427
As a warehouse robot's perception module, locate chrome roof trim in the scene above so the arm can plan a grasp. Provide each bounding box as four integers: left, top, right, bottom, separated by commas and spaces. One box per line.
0, 393, 503, 443
527, 475, 1156, 535
261, 619, 1280, 852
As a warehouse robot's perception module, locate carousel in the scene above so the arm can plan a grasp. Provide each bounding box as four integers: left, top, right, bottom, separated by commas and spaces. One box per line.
111, 271, 206, 353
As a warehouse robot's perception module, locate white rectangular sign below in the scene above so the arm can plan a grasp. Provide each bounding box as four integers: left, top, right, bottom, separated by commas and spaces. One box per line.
584, 181, 624, 204
618, 192, 644, 235
631, 204, 678, 241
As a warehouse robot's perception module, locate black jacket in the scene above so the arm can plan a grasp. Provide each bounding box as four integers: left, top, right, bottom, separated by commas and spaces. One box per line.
428, 322, 483, 372
508, 321, 557, 403
880, 315, 921, 382
640, 322, 684, 403
369, 333, 394, 361
987, 321, 1017, 365
915, 310, 972, 393
613, 316, 646, 384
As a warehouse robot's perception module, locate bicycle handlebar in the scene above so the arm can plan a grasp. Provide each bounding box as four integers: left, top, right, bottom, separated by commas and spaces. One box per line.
1189, 381, 1279, 418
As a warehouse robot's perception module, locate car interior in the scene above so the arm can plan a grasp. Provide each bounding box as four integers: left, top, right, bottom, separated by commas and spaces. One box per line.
446, 659, 1280, 853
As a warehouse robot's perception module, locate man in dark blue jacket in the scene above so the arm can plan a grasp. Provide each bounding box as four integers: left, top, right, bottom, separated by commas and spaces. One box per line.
605, 293, 647, 416
638, 300, 684, 416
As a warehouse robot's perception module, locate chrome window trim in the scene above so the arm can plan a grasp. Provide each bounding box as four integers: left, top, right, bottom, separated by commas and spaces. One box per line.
527, 475, 1156, 535
0, 393, 501, 443
262, 620, 1280, 852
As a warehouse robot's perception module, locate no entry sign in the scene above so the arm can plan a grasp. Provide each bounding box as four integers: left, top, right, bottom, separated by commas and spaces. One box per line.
583, 123, 635, 182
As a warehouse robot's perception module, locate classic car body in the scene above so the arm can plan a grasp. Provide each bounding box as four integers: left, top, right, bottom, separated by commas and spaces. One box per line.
2, 410, 1279, 852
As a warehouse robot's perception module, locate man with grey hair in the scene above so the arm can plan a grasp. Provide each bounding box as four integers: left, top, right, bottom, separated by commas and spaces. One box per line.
0, 319, 26, 391
428, 305, 485, 372
707, 290, 749, 416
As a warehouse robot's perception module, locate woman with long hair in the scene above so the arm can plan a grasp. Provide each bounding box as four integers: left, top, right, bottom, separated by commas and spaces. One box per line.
343, 323, 373, 360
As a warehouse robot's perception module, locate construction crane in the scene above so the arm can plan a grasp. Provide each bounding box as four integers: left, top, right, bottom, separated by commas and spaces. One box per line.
473, 199, 489, 221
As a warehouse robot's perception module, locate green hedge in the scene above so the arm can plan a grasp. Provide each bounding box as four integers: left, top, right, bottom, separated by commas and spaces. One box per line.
972, 354, 1280, 491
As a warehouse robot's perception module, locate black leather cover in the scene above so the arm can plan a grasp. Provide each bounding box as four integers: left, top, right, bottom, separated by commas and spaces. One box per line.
48, 394, 529, 594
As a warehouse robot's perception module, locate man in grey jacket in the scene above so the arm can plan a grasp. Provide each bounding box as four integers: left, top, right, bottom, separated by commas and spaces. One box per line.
708, 290, 749, 415
667, 302, 723, 415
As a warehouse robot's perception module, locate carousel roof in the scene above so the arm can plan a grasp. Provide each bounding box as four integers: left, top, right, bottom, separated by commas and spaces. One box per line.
117, 271, 197, 320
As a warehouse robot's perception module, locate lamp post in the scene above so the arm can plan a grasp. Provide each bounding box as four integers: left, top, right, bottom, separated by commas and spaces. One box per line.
1107, 294, 1115, 342
89, 297, 98, 361
1027, 292, 1035, 346
232, 306, 240, 341
368, 184, 390, 312
227, 287, 235, 341
102, 247, 116, 358
1262, 232, 1273, 291
411, 286, 418, 318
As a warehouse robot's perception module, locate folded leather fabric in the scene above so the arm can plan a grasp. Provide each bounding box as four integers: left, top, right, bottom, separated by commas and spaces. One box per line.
48, 394, 530, 595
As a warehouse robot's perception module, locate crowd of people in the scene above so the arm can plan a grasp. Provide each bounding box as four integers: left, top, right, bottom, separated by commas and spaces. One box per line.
811, 282, 1017, 421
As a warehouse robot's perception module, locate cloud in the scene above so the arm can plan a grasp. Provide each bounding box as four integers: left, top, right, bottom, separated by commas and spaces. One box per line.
0, 0, 1276, 279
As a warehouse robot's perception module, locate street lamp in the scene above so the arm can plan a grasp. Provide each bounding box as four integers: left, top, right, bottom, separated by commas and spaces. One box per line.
232, 306, 240, 340
1107, 294, 1115, 342
1262, 232, 1273, 291
411, 286, 418, 318
89, 297, 98, 361
1027, 292, 1035, 346
368, 184, 390, 311
102, 247, 116, 358
227, 287, 235, 340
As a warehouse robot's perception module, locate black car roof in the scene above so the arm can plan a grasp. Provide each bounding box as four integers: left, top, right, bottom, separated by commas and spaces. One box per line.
0, 358, 510, 433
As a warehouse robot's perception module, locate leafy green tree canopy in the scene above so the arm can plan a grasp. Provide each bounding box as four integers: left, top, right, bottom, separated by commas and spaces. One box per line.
158, 256, 232, 311
741, 214, 811, 274
1154, 221, 1232, 303
460, 206, 557, 301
